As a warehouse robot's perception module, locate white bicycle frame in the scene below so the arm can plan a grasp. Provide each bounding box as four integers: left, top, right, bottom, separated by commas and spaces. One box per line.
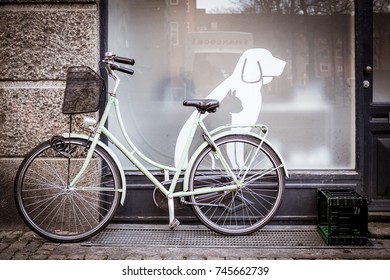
64, 66, 288, 227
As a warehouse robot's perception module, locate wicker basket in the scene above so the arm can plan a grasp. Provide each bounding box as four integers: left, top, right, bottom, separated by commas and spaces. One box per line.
62, 66, 104, 114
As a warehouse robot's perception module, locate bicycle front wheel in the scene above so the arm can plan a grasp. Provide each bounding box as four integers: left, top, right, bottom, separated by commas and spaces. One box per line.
188, 134, 285, 235
14, 137, 122, 242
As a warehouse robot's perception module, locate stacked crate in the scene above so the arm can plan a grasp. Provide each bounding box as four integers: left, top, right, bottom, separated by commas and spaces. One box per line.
317, 189, 368, 245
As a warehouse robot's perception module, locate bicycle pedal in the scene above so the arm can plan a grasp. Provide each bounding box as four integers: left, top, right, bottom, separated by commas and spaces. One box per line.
169, 218, 180, 230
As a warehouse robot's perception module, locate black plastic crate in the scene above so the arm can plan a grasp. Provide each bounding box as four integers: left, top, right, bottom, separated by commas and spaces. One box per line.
317, 189, 368, 245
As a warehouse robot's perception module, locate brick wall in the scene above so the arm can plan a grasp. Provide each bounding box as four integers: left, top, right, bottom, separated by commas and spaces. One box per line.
0, 0, 101, 228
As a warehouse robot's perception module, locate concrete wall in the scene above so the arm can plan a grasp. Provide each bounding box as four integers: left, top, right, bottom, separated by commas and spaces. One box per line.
0, 0, 100, 228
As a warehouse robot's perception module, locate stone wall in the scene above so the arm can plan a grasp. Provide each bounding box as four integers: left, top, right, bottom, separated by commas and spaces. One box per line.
0, 0, 100, 228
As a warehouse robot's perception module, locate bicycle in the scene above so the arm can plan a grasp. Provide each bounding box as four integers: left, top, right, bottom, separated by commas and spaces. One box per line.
14, 52, 288, 243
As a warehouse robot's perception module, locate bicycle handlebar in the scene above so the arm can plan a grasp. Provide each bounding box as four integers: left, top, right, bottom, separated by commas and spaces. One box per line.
113, 55, 135, 66
104, 52, 135, 75
109, 63, 134, 75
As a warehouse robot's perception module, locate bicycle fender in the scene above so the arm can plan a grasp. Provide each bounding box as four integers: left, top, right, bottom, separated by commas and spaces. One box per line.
62, 133, 127, 205
183, 131, 288, 191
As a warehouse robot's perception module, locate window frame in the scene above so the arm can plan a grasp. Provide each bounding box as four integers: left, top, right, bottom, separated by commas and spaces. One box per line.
100, 0, 365, 186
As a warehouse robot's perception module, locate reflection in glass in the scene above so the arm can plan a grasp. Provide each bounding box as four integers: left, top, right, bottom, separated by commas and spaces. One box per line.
108, 0, 355, 170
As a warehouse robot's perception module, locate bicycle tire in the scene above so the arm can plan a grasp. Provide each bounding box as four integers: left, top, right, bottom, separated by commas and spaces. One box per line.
14, 137, 122, 243
188, 134, 285, 235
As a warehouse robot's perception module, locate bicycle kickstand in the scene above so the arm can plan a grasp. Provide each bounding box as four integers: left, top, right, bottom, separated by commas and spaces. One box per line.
168, 195, 180, 230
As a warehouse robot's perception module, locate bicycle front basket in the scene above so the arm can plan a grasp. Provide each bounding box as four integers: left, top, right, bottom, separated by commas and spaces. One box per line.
62, 66, 104, 114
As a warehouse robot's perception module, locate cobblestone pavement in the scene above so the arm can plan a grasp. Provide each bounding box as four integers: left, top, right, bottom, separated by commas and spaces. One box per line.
0, 223, 390, 260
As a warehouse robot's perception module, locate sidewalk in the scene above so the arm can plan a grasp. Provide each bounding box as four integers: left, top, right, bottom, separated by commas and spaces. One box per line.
0, 222, 389, 260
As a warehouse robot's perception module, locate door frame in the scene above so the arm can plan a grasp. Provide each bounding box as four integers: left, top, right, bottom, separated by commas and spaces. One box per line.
358, 0, 390, 211
356, 0, 373, 203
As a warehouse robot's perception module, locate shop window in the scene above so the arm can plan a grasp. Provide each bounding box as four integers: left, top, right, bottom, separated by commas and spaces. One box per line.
107, 0, 355, 170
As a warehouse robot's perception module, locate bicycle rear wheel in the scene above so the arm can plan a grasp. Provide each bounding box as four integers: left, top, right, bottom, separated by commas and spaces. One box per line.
188, 134, 285, 235
14, 137, 122, 242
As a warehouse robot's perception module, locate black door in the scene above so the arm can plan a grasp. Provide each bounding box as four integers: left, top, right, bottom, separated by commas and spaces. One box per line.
361, 1, 390, 210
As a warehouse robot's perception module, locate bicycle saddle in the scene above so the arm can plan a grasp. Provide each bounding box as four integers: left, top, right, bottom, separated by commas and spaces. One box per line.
183, 99, 219, 114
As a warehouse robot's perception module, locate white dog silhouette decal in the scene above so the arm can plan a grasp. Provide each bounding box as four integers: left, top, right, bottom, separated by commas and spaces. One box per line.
175, 48, 286, 167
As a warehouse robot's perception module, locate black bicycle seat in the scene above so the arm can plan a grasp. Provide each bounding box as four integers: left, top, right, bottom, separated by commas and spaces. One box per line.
183, 99, 220, 114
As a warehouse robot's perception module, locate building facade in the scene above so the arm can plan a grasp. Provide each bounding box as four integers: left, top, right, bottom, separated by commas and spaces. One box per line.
0, 0, 389, 228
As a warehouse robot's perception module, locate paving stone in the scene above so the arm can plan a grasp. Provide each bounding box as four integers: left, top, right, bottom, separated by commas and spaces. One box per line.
20, 230, 41, 240
48, 254, 67, 260
24, 242, 42, 252
0, 248, 18, 260
66, 254, 85, 260
9, 240, 28, 249
40, 243, 60, 251
369, 222, 390, 239
12, 252, 30, 260
85, 254, 108, 260
0, 254, 11, 260
29, 254, 49, 260
3, 231, 24, 239
0, 242, 10, 251
0, 231, 8, 239
124, 254, 144, 260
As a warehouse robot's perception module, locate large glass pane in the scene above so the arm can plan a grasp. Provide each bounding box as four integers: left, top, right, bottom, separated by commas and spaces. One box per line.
108, 0, 355, 170
373, 1, 390, 103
